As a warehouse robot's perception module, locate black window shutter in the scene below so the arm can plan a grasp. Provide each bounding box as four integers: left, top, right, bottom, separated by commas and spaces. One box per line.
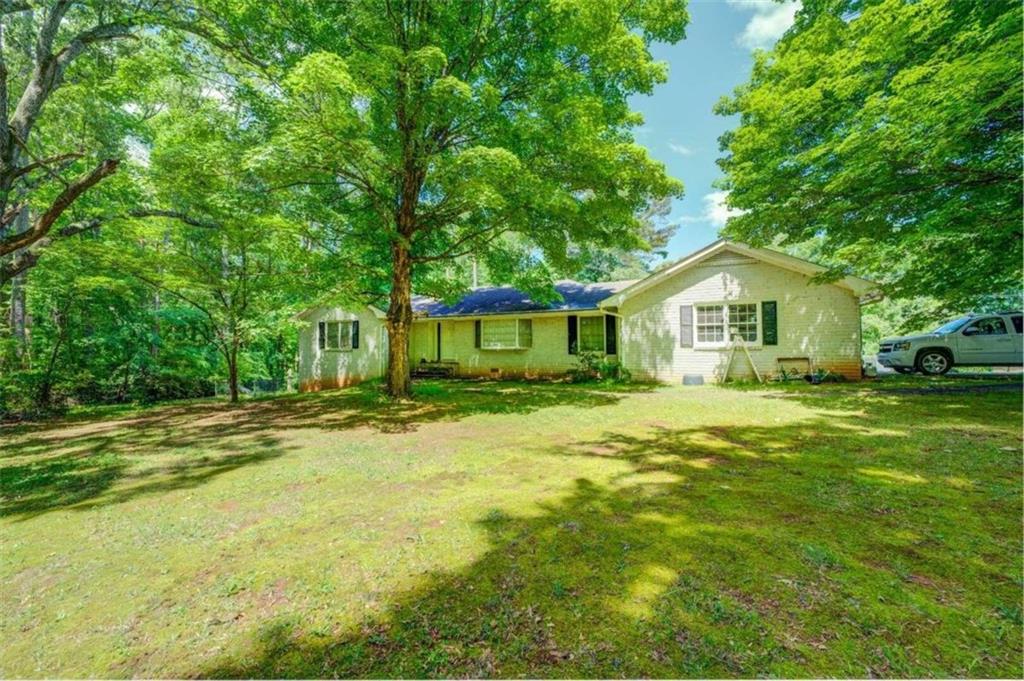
567, 315, 578, 354
604, 314, 617, 355
762, 301, 778, 346
318, 321, 326, 349
474, 320, 481, 348
351, 320, 359, 349
679, 305, 693, 348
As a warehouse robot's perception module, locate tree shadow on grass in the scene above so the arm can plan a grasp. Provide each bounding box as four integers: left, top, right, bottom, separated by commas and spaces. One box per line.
0, 381, 650, 520
256, 378, 655, 434
0, 434, 290, 520
194, 394, 1022, 678
714, 377, 1022, 439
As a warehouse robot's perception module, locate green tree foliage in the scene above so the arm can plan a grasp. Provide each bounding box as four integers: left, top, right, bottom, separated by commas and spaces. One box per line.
0, 227, 227, 417
574, 197, 678, 282
256, 0, 688, 397
2, 2, 158, 280
110, 79, 306, 403
0, 20, 306, 416
716, 0, 1022, 314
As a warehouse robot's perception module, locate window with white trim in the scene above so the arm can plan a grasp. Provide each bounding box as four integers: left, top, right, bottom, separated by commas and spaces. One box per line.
695, 305, 725, 344
694, 303, 759, 347
578, 316, 604, 352
728, 303, 758, 342
481, 318, 533, 349
325, 321, 353, 350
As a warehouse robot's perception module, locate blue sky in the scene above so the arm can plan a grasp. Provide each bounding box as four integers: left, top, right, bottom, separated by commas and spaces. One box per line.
630, 0, 799, 259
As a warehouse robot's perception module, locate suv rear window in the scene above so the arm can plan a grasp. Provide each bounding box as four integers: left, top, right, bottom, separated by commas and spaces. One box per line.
1012, 315, 1022, 333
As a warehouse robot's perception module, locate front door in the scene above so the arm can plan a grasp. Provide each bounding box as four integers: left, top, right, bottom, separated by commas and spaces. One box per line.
958, 316, 1015, 364
440, 321, 456, 362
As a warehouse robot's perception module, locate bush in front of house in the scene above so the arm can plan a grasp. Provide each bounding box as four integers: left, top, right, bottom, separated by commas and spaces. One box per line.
568, 350, 632, 384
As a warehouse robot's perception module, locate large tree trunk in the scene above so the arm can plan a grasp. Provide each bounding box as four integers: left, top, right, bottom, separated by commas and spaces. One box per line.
6, 208, 28, 364
386, 85, 422, 400
385, 238, 413, 399
9, 268, 26, 362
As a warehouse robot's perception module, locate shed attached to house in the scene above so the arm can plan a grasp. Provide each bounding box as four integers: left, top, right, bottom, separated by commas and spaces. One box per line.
295, 240, 877, 390
296, 304, 388, 392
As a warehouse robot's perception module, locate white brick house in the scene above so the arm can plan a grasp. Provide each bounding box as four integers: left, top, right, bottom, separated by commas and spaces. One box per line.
295, 240, 877, 391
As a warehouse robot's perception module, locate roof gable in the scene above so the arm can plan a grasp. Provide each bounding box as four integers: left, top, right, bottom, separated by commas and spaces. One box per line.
693, 249, 758, 268
600, 239, 878, 307
293, 302, 386, 321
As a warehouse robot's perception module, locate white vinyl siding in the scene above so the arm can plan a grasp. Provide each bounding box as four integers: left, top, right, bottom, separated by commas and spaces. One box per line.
409, 314, 588, 377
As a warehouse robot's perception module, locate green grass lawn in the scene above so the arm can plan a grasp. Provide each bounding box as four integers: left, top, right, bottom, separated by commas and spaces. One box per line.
2, 378, 1021, 678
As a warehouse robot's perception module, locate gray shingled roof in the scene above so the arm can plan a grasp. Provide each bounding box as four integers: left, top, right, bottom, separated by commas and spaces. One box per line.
411, 279, 636, 318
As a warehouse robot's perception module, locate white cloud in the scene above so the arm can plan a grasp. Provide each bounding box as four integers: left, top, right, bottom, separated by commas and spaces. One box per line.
729, 0, 800, 51
679, 191, 745, 228
667, 142, 693, 156
703, 191, 744, 227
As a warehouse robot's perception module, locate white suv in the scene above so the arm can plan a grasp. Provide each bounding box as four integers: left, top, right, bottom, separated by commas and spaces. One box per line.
877, 312, 1024, 375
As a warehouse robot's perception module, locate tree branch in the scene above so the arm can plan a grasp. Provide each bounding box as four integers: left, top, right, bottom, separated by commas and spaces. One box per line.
126, 209, 221, 230
12, 13, 135, 143
412, 225, 509, 263
0, 158, 118, 256
10, 150, 83, 180
0, 247, 35, 281
0, 206, 222, 284
0, 200, 23, 227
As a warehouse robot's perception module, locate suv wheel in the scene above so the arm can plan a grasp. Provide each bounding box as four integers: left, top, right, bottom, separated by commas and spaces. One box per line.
916, 349, 952, 376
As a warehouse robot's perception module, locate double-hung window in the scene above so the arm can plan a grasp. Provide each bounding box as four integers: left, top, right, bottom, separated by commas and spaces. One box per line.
694, 303, 759, 347
480, 318, 533, 350
728, 303, 758, 342
695, 305, 725, 344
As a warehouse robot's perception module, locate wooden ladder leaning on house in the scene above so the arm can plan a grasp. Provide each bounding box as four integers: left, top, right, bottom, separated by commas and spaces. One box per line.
719, 335, 763, 383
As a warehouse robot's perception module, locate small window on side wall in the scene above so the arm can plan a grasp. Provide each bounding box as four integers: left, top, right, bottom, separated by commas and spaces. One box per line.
518, 319, 533, 348
321, 320, 358, 350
